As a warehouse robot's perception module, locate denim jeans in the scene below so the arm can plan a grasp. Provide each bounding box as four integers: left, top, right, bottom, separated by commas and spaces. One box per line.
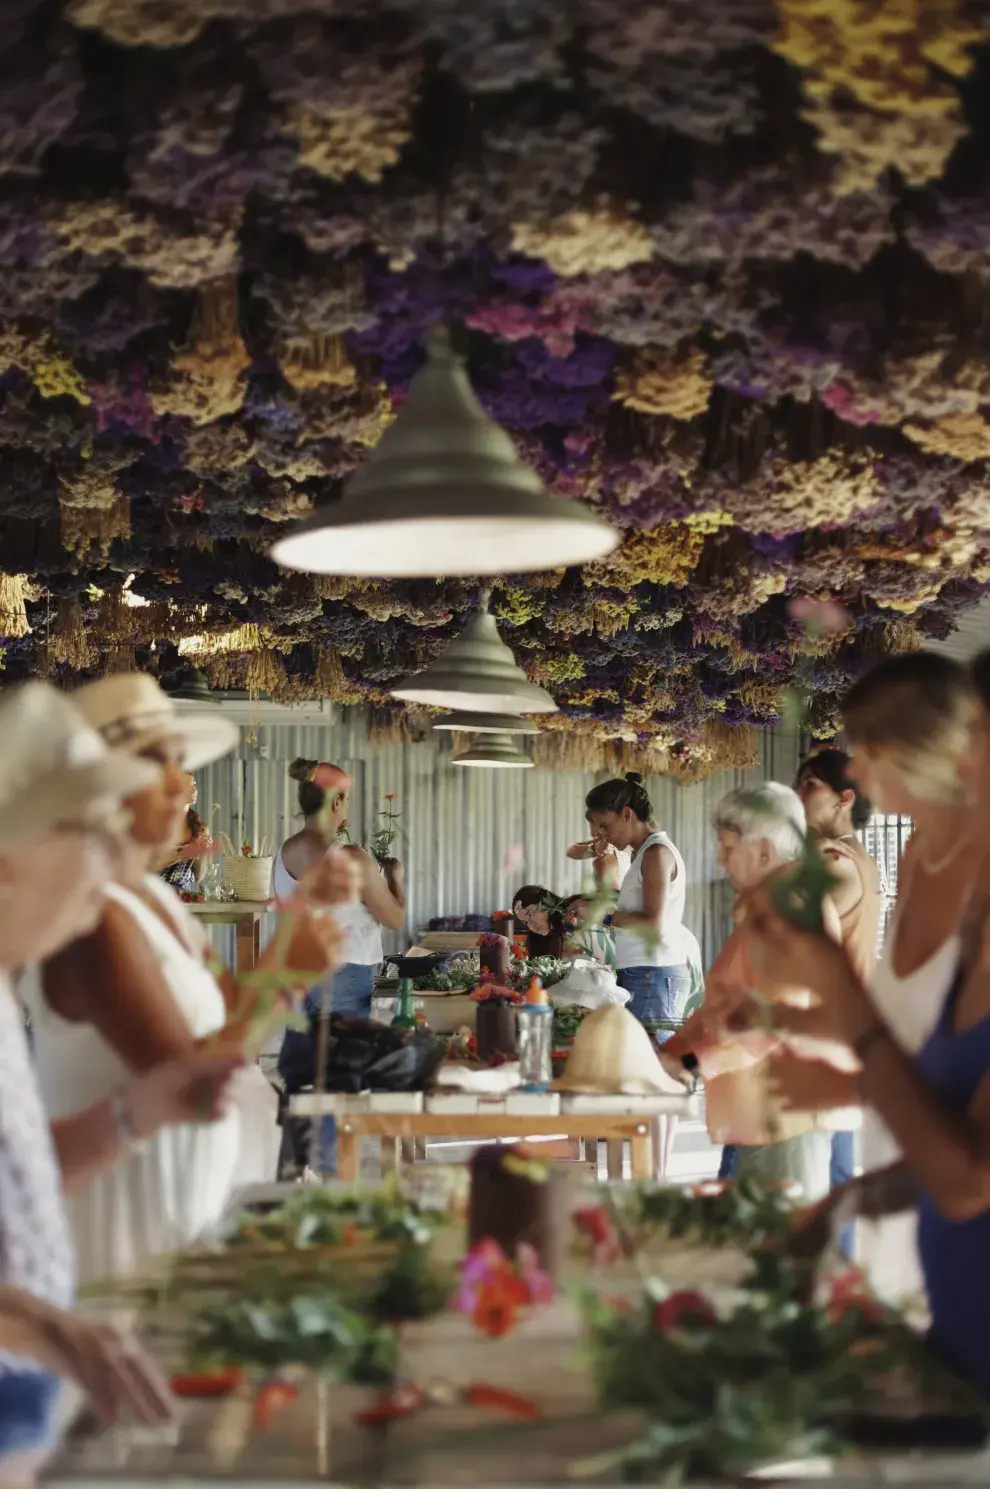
617, 965, 691, 1044
0, 1371, 59, 1452
830, 1128, 856, 1259
278, 962, 375, 1174
718, 1144, 739, 1180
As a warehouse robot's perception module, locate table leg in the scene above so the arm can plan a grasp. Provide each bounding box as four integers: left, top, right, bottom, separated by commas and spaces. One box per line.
235, 916, 260, 973
629, 1125, 652, 1181
337, 1126, 360, 1182
605, 1139, 625, 1180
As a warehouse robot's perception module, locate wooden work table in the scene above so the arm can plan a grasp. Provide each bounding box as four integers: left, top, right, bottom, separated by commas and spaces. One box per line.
186, 900, 272, 972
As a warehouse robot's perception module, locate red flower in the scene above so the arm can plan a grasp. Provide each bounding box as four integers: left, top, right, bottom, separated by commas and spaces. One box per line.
573, 1204, 621, 1265
826, 1268, 885, 1325
652, 1290, 717, 1333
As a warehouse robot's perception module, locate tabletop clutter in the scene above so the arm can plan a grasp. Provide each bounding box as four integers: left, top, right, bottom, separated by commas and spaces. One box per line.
62, 1157, 990, 1486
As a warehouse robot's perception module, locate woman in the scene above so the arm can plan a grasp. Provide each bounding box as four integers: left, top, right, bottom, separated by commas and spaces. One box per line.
663, 783, 839, 1201
275, 758, 405, 1174
743, 652, 990, 1396
158, 775, 212, 895
584, 773, 690, 1034
561, 893, 617, 970
513, 885, 567, 959
21, 676, 345, 1285
769, 654, 983, 1304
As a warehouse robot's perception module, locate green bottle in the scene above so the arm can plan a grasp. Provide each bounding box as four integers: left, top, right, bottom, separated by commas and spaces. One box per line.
392, 977, 417, 1030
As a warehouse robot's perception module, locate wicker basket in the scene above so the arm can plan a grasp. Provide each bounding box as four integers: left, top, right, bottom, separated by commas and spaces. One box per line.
220, 834, 273, 902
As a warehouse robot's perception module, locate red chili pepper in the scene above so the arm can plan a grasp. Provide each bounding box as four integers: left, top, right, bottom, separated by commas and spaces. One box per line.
355, 1384, 423, 1426
465, 1383, 541, 1420
170, 1368, 243, 1399
252, 1381, 299, 1429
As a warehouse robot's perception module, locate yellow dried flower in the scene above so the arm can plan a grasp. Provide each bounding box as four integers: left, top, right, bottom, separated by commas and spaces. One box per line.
288, 102, 413, 184
150, 281, 249, 425
904, 412, 990, 461
613, 347, 711, 421
54, 201, 241, 288
69, 0, 207, 46
589, 524, 704, 589
279, 333, 357, 393
511, 202, 653, 278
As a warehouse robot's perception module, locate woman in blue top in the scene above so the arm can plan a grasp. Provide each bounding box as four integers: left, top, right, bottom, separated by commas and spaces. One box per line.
740, 649, 990, 1398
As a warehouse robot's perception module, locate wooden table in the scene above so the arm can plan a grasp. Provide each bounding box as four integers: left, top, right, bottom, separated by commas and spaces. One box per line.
290, 1090, 700, 1182
187, 900, 271, 972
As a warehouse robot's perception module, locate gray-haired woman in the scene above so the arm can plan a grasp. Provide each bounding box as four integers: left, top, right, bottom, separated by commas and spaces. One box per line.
662, 782, 840, 1203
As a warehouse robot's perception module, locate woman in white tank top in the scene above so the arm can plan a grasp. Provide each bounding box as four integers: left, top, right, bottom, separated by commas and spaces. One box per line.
275, 759, 406, 1173
584, 773, 691, 1035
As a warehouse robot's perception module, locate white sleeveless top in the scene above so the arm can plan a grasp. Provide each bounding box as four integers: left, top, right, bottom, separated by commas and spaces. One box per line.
613, 831, 688, 970
272, 846, 383, 967
20, 876, 241, 1285
858, 883, 960, 1308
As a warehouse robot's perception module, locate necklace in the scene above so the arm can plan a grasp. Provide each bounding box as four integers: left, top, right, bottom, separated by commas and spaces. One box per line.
916, 833, 972, 877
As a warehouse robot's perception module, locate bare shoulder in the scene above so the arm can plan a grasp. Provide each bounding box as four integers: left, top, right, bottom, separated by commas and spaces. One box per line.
643, 841, 676, 878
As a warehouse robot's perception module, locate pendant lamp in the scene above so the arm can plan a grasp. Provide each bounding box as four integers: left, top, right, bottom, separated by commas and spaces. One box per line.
433, 710, 539, 736
453, 732, 533, 769
269, 326, 617, 578
391, 591, 555, 713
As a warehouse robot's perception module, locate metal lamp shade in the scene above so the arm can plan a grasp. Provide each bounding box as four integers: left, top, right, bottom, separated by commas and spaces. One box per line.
269, 326, 617, 578
391, 599, 555, 714
452, 732, 533, 769
433, 710, 539, 735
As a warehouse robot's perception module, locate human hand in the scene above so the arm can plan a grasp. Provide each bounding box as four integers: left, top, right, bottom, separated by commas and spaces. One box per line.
297, 847, 361, 909
765, 1049, 858, 1115
0, 1294, 173, 1426
381, 856, 403, 885
124, 1052, 244, 1140
741, 888, 866, 1042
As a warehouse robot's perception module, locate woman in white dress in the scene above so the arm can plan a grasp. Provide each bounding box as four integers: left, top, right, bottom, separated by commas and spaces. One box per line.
21, 676, 347, 1285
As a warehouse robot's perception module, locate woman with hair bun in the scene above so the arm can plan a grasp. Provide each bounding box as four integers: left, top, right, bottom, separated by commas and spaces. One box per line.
584, 773, 690, 1034
275, 759, 406, 1173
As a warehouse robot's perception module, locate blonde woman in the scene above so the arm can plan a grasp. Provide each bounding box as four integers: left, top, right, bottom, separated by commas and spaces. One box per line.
770, 654, 983, 1305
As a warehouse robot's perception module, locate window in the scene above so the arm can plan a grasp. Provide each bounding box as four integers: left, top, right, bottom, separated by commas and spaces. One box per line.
859, 813, 913, 952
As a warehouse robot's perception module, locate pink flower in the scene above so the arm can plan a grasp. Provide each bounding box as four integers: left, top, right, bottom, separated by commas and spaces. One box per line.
652, 1291, 717, 1333
787, 596, 849, 633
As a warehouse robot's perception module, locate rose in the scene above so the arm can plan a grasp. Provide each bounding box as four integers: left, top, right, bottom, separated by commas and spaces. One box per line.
651, 1290, 717, 1333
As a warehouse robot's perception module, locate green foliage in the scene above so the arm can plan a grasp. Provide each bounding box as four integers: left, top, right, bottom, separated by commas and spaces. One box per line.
550, 1000, 590, 1044
413, 964, 478, 992
193, 1289, 399, 1381
769, 830, 840, 932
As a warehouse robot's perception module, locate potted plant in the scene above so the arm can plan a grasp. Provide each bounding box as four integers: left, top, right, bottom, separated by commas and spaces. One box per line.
369, 793, 401, 866
470, 982, 522, 1061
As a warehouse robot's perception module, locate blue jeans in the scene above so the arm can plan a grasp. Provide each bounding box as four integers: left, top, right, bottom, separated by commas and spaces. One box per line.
617, 965, 691, 1045
278, 962, 375, 1174
831, 1129, 856, 1259
719, 1144, 739, 1180
0, 1371, 59, 1452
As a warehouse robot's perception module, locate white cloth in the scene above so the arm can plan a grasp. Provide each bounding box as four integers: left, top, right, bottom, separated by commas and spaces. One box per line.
21, 876, 241, 1285
858, 899, 960, 1307
272, 846, 383, 967
613, 831, 687, 969
0, 976, 74, 1373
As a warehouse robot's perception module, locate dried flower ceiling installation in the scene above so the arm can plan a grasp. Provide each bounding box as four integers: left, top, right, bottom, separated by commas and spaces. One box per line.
3, 0, 990, 775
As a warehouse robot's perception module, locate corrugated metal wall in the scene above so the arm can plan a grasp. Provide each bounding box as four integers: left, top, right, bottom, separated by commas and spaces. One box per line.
196, 714, 804, 969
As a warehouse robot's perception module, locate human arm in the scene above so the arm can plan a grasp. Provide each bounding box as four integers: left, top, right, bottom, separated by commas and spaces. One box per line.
610, 843, 672, 933
789, 1162, 917, 1260
744, 894, 990, 1222
50, 1052, 243, 1194
819, 845, 865, 921
765, 1048, 860, 1114
346, 845, 405, 931
0, 1288, 172, 1425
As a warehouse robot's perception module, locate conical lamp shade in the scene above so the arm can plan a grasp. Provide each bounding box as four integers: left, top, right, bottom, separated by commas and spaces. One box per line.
453, 732, 533, 769
391, 594, 555, 713
433, 709, 539, 735
269, 326, 617, 578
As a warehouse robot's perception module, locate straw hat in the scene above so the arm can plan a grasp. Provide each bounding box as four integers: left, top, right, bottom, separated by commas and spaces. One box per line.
72, 673, 238, 771
0, 681, 158, 852
555, 1005, 686, 1096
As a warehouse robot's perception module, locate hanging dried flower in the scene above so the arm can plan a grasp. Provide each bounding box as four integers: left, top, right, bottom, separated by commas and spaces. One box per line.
613, 347, 711, 420
511, 203, 654, 278
0, 574, 30, 639
68, 0, 208, 47
149, 280, 249, 425
904, 412, 990, 462
53, 200, 241, 288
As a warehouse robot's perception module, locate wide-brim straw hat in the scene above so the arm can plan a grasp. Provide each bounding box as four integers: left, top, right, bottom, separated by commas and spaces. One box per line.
554, 1004, 686, 1096
71, 672, 238, 771
0, 681, 159, 852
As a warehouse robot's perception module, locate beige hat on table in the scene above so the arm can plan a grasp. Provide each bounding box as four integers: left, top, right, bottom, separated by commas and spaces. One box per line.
72, 672, 238, 771
0, 681, 159, 852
